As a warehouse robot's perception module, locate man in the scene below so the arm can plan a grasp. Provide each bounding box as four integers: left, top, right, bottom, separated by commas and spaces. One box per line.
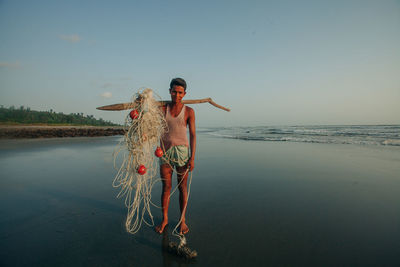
155, 78, 196, 234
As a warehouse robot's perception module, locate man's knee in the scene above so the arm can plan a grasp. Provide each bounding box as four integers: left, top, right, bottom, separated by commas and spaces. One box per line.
161, 174, 173, 191
160, 164, 173, 176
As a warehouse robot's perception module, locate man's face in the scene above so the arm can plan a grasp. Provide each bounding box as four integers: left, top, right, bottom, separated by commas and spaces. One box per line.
169, 85, 186, 103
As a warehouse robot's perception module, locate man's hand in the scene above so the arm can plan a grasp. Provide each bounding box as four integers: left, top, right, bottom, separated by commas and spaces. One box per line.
187, 158, 195, 172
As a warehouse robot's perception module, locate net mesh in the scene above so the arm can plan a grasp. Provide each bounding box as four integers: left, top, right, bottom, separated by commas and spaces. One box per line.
113, 88, 167, 234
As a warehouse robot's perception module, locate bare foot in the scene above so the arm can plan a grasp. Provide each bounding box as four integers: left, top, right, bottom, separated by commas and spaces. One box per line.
155, 221, 168, 234
180, 222, 189, 234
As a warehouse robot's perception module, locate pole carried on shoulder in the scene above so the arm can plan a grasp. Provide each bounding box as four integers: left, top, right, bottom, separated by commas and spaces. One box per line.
97, 98, 230, 112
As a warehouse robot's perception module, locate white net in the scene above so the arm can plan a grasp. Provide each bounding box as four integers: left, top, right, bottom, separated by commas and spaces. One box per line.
113, 88, 167, 234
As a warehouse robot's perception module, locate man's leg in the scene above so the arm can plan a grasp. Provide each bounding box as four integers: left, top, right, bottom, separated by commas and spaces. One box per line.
176, 166, 189, 234
155, 163, 173, 234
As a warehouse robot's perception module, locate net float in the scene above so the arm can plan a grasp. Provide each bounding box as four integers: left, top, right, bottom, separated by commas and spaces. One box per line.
129, 109, 139, 119
137, 164, 146, 175
155, 147, 163, 157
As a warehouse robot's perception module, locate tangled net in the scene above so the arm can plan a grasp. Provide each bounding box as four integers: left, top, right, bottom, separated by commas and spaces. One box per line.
113, 88, 167, 234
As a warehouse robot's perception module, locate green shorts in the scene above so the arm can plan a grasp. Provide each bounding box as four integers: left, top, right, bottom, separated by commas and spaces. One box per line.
159, 145, 189, 168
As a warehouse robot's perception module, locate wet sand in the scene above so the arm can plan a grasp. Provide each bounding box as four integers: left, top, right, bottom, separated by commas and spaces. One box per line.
0, 134, 400, 266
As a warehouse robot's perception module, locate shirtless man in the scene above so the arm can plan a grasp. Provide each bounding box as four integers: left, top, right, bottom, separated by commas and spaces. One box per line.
155, 78, 196, 234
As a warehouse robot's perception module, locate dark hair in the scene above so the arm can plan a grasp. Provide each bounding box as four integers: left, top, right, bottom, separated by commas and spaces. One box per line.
170, 78, 187, 91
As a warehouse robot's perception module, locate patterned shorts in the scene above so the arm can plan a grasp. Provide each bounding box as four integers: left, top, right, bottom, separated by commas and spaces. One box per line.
159, 145, 189, 168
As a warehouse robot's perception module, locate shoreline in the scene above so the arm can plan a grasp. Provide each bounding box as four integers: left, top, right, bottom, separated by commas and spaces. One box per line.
0, 125, 124, 139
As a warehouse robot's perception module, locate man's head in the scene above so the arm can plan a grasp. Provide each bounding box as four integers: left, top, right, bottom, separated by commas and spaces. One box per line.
169, 78, 187, 103
170, 78, 187, 91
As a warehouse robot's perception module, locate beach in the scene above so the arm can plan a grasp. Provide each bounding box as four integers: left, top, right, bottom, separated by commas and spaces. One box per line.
1, 132, 400, 266
0, 125, 124, 139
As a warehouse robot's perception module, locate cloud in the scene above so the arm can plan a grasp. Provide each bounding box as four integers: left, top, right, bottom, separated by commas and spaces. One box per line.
100, 92, 112, 98
0, 61, 20, 69
58, 34, 81, 43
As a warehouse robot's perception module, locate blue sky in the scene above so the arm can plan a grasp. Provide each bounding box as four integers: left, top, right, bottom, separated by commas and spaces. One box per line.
1, 0, 399, 126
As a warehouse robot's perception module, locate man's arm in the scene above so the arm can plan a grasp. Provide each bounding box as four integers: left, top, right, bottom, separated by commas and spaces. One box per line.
187, 107, 196, 172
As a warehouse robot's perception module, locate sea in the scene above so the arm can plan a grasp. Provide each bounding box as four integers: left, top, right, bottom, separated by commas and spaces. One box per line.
200, 125, 400, 147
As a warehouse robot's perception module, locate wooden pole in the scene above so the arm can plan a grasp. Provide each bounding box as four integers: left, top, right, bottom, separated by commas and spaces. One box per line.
97, 98, 230, 112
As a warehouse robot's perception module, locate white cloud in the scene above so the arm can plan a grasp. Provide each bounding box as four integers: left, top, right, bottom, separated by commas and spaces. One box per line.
0, 61, 20, 69
101, 92, 112, 98
58, 34, 81, 43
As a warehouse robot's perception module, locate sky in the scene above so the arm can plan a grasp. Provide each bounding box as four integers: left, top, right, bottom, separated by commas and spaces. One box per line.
1, 0, 399, 127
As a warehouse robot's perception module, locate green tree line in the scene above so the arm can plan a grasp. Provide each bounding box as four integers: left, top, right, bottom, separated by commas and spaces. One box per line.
0, 105, 120, 126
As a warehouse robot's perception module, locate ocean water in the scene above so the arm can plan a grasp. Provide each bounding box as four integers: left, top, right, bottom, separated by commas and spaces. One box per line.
203, 125, 400, 146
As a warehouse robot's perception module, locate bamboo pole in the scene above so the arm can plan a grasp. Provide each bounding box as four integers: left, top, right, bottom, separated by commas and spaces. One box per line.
97, 98, 230, 112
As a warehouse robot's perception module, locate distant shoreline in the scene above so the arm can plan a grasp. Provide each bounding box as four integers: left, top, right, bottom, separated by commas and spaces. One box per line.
0, 125, 125, 139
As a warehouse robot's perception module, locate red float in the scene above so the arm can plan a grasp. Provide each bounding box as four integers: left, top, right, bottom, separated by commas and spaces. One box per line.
155, 147, 163, 157
129, 109, 139, 120
137, 165, 146, 175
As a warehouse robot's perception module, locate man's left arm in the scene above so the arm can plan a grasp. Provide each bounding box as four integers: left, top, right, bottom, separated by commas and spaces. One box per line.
187, 108, 196, 172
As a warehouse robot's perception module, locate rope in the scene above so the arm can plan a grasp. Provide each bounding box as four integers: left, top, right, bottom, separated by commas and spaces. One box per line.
113, 88, 167, 234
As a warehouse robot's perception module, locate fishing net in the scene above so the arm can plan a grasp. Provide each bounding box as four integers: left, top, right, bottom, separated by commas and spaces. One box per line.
113, 88, 167, 234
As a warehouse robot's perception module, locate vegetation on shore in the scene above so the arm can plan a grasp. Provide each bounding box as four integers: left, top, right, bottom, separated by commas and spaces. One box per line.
0, 105, 120, 126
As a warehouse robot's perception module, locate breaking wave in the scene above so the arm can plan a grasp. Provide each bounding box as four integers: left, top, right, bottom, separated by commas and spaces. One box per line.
205, 125, 400, 147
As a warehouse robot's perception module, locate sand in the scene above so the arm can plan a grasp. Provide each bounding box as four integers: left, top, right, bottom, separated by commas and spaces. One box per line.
0, 134, 399, 266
